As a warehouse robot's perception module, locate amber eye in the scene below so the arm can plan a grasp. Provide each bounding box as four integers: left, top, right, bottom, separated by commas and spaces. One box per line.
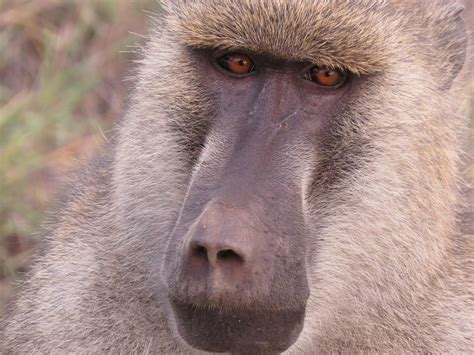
305, 65, 347, 87
217, 53, 255, 75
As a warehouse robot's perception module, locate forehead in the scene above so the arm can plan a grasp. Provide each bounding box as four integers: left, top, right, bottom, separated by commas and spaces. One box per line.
165, 0, 405, 75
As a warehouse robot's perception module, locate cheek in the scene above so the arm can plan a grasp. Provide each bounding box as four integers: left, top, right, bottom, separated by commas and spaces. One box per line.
294, 82, 354, 136
290, 103, 347, 142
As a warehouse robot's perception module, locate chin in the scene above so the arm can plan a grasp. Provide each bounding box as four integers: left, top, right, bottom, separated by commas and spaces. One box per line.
171, 299, 306, 353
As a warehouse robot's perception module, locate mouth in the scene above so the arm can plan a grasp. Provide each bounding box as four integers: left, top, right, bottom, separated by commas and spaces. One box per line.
170, 298, 306, 353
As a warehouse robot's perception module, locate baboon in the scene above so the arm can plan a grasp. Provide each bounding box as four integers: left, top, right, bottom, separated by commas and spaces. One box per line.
1, 0, 472, 353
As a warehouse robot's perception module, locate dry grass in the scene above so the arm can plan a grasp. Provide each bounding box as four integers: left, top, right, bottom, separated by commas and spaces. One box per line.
0, 0, 155, 311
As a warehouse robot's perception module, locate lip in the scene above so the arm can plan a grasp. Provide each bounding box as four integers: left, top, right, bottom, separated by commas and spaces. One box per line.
170, 298, 306, 353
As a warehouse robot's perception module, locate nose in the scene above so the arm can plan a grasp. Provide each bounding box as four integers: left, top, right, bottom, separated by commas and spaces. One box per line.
189, 239, 244, 267
184, 202, 256, 275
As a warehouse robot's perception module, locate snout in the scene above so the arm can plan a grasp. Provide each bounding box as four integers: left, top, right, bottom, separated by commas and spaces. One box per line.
163, 198, 309, 353
182, 202, 263, 295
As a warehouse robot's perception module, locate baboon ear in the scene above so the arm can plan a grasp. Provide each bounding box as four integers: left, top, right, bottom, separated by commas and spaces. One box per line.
431, 5, 468, 89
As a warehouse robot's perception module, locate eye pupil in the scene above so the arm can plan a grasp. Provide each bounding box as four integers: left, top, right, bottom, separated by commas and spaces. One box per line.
306, 65, 346, 87
217, 53, 255, 76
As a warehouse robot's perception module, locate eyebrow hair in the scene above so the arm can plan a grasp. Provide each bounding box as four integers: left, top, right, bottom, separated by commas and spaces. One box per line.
166, 0, 400, 75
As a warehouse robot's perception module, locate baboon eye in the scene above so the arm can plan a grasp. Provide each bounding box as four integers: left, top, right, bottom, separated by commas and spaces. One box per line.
305, 65, 347, 87
217, 53, 255, 75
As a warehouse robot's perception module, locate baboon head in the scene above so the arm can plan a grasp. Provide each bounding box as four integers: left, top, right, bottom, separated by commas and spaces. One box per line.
113, 0, 467, 353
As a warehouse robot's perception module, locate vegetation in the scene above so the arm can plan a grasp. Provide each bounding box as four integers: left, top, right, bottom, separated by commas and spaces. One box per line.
0, 0, 154, 311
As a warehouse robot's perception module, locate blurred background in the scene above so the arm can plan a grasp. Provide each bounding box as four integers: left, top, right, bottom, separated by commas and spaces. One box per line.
0, 0, 155, 311
0, 0, 472, 313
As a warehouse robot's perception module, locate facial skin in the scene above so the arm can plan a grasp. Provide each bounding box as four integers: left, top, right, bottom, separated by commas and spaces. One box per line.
162, 50, 356, 353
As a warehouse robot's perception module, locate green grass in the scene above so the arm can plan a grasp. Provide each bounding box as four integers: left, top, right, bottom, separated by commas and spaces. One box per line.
0, 0, 155, 311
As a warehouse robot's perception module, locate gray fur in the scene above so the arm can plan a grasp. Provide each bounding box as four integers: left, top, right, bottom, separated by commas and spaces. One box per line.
1, 0, 472, 353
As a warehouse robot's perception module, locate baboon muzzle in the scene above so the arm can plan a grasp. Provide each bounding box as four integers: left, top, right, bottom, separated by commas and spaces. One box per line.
160, 70, 313, 352
162, 130, 310, 352
166, 197, 309, 353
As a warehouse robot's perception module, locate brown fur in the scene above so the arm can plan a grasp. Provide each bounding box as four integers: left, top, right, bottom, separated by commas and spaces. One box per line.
1, 0, 472, 353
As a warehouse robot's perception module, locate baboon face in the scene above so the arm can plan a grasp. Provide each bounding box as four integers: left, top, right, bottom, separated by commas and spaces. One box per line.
115, 0, 467, 353
163, 51, 355, 352
160, 25, 360, 355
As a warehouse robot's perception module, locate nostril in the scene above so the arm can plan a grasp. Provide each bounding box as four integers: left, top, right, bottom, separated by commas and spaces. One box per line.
191, 244, 208, 260
217, 249, 243, 264
188, 240, 244, 267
